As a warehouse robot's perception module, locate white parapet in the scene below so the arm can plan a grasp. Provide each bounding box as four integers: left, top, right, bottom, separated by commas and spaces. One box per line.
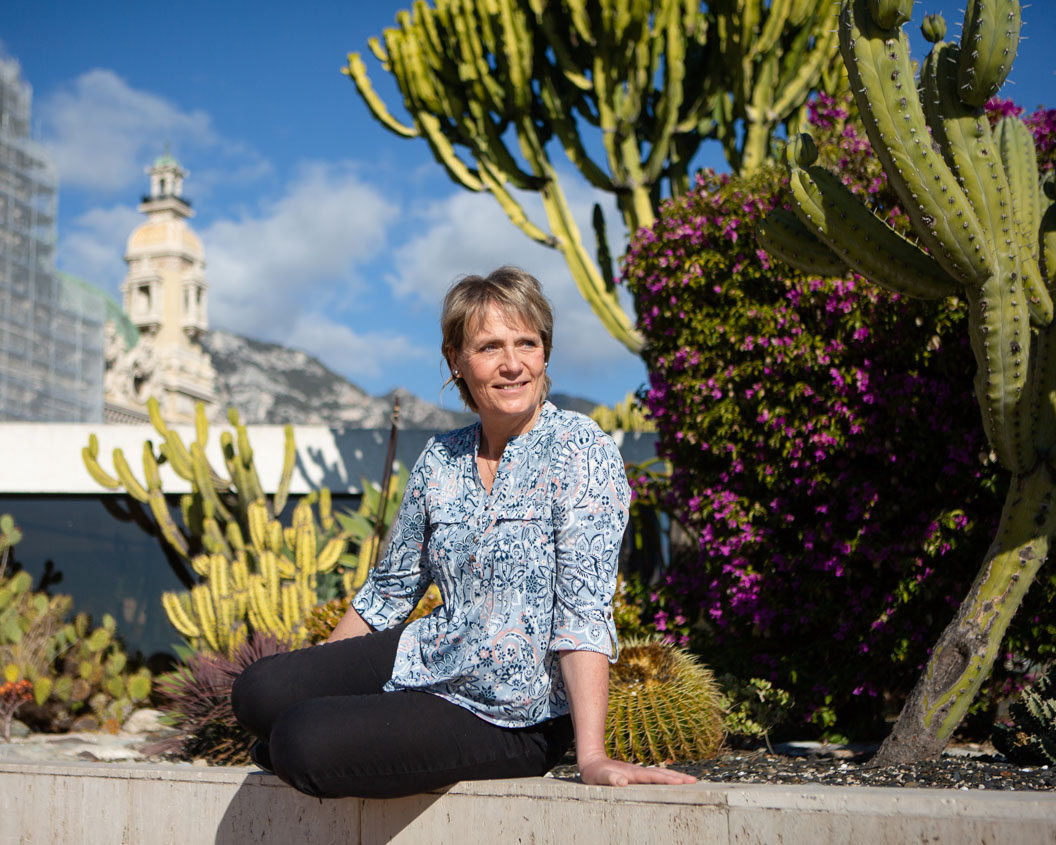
0, 761, 1054, 845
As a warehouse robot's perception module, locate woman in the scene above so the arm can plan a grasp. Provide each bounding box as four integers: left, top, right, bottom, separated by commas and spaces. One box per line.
231, 266, 696, 798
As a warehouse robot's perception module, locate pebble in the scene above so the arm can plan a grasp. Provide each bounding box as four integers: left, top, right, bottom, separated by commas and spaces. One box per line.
0, 709, 186, 766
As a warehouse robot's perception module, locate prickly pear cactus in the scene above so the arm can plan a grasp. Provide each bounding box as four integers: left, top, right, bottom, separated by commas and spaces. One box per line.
755, 0, 1056, 764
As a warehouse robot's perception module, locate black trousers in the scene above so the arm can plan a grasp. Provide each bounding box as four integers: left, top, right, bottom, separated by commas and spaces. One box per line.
230, 625, 574, 799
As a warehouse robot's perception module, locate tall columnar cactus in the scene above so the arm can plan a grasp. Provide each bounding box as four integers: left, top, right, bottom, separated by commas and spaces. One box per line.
82, 398, 353, 655
346, 0, 841, 354
756, 0, 1054, 764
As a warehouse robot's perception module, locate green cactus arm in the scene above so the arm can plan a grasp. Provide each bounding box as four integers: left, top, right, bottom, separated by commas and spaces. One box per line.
194, 402, 209, 451
190, 442, 233, 525
994, 116, 1049, 319
82, 435, 121, 490
142, 442, 162, 492
867, 0, 912, 29
539, 75, 616, 192
342, 53, 419, 138
755, 207, 849, 278
751, 0, 794, 60
785, 159, 960, 299
995, 116, 1042, 267
478, 161, 557, 247
770, 7, 839, 121
272, 425, 296, 518
111, 449, 148, 503
840, 0, 994, 286
919, 41, 1049, 329
956, 0, 1021, 108
1043, 195, 1056, 284
147, 489, 190, 559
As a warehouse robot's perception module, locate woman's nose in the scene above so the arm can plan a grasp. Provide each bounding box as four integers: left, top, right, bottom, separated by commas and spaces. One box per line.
500, 346, 521, 372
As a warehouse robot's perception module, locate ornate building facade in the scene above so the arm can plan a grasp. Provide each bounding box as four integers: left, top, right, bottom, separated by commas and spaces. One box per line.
104, 154, 217, 423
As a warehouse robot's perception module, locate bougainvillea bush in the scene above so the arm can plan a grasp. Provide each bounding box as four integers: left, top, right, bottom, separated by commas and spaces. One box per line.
623, 95, 1056, 738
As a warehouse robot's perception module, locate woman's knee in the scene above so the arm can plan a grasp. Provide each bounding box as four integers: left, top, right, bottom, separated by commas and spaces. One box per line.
230, 655, 278, 733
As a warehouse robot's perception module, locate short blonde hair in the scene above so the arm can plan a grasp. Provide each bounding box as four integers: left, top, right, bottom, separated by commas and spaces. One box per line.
441, 266, 553, 411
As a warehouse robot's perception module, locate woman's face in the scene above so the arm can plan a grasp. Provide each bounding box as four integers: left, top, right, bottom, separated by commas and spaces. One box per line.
453, 303, 547, 433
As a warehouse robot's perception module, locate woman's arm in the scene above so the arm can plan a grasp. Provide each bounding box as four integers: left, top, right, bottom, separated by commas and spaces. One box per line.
326, 605, 373, 643
559, 649, 697, 787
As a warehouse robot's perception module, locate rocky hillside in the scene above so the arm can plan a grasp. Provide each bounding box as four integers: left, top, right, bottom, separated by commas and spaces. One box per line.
202, 330, 477, 429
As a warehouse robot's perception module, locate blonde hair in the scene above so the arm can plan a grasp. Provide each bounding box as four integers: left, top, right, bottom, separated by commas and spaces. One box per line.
441, 266, 553, 411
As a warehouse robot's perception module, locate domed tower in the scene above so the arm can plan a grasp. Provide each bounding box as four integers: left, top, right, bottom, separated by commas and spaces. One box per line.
105, 153, 217, 423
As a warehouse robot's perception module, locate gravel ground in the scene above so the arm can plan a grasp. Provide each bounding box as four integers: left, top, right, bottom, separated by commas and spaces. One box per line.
550, 744, 1056, 791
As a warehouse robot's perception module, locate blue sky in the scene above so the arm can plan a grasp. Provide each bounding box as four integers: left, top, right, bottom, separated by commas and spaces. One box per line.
3, 1, 1054, 411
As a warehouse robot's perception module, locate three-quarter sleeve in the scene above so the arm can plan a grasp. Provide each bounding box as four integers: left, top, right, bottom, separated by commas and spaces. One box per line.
549, 423, 631, 661
350, 444, 433, 630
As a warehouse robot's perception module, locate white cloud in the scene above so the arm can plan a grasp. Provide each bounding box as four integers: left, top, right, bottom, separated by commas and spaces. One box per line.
57, 204, 141, 293
39, 69, 269, 196
204, 160, 399, 343
285, 313, 429, 382
386, 181, 641, 382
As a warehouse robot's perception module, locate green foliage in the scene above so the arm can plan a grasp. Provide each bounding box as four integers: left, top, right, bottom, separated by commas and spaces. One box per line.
346, 0, 843, 353
606, 638, 724, 765
993, 663, 1056, 764
719, 676, 795, 750
0, 570, 151, 732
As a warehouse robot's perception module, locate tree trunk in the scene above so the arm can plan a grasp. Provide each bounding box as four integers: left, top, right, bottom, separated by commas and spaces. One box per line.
870, 467, 1056, 766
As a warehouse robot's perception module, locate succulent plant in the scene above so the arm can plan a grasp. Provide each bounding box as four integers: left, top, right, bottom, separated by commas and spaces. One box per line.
993, 663, 1056, 764
755, 0, 1054, 764
154, 633, 290, 765
606, 637, 724, 765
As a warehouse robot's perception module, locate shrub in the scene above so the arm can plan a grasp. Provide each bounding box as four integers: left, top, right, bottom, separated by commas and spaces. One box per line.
0, 569, 152, 732
154, 634, 290, 765
622, 94, 1056, 737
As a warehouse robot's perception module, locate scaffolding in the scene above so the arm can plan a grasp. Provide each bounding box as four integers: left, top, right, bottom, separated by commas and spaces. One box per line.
0, 57, 103, 421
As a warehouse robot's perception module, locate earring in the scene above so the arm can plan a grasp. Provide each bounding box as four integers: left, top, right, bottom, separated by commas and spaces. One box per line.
453, 369, 461, 378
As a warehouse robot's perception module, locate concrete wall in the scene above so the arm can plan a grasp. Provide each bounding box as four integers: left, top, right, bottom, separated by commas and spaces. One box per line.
1, 762, 1054, 845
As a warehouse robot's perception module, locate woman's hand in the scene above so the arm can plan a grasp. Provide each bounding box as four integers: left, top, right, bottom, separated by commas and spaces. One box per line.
577, 751, 697, 787
558, 650, 698, 788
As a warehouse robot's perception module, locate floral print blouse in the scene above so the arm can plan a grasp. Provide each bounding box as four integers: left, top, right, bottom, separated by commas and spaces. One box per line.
351, 401, 630, 727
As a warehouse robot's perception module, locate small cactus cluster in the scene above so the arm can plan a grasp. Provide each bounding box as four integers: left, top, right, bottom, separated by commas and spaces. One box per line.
1, 570, 151, 733
755, 0, 1056, 761
83, 398, 356, 656
993, 664, 1056, 765
606, 637, 724, 765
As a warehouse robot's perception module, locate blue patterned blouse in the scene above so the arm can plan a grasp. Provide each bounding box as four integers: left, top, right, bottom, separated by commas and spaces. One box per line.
351, 401, 631, 727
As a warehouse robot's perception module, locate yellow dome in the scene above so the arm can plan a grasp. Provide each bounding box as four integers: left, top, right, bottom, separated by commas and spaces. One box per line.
126, 221, 203, 258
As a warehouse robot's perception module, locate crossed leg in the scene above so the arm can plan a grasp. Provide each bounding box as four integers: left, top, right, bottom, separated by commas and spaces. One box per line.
230, 626, 572, 799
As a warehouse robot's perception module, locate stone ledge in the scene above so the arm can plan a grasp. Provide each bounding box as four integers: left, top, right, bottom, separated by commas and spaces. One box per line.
1, 760, 1054, 844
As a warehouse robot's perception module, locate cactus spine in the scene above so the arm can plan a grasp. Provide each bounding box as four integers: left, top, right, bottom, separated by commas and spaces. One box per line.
346, 0, 841, 355
757, 0, 1053, 764
83, 399, 353, 655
